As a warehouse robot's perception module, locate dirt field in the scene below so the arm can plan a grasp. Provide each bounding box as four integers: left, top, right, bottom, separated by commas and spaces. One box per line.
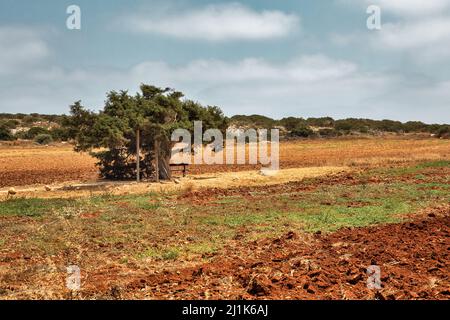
1, 136, 449, 188
0, 137, 449, 300
118, 209, 450, 300
0, 144, 97, 188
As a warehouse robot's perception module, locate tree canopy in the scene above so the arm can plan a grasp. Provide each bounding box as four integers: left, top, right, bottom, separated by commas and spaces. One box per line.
67, 84, 228, 180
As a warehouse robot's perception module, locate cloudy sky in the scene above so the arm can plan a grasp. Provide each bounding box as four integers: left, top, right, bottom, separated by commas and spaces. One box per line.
0, 0, 449, 123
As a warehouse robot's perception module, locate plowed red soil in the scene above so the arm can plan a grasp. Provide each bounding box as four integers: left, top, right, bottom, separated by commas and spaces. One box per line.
79, 207, 449, 300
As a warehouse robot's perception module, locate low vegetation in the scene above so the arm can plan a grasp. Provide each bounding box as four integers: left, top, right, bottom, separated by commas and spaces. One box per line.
1, 160, 448, 260
1, 106, 450, 146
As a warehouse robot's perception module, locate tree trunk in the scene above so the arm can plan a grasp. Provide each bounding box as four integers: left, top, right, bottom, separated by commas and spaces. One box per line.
155, 139, 160, 182
136, 128, 140, 182
154, 138, 172, 181
158, 155, 172, 180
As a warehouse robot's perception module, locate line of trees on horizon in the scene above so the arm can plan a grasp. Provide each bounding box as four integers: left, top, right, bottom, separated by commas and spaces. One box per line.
229, 114, 450, 139
1, 111, 450, 143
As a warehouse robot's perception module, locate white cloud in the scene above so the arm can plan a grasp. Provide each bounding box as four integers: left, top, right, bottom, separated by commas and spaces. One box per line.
124, 3, 299, 41
2, 52, 449, 123
371, 0, 450, 16
335, 0, 450, 62
0, 27, 49, 75
131, 55, 356, 84
377, 17, 450, 49
337, 0, 450, 16
368, 16, 450, 63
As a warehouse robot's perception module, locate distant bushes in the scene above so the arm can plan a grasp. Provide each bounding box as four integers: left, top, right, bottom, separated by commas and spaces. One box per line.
34, 134, 53, 145
317, 128, 338, 137
24, 126, 50, 139
0, 126, 15, 141
0, 112, 449, 142
0, 113, 65, 125
436, 125, 450, 138
289, 124, 315, 138
306, 117, 335, 127
230, 114, 277, 128
279, 117, 306, 131
1, 119, 20, 129
48, 127, 72, 141
0, 124, 72, 142
230, 115, 450, 139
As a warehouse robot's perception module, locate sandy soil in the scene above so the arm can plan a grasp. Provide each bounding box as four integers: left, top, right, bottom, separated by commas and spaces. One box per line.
0, 166, 350, 199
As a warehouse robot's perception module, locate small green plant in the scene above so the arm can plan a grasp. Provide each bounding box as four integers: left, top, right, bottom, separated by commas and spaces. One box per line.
0, 198, 52, 217
139, 247, 180, 260
34, 133, 53, 145
161, 248, 180, 260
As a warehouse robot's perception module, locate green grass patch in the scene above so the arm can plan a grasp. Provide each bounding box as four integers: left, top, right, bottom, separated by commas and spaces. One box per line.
416, 160, 450, 169
289, 201, 406, 233
0, 195, 113, 218
112, 193, 161, 210
0, 198, 72, 217
365, 160, 450, 178
201, 210, 280, 227
138, 246, 180, 260
186, 242, 218, 255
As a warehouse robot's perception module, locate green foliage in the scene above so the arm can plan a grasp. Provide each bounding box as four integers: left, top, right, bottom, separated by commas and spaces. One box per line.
1, 119, 19, 129
230, 114, 276, 128
317, 128, 338, 137
403, 121, 428, 133
306, 117, 335, 127
335, 118, 370, 133
436, 125, 450, 138
67, 84, 228, 180
0, 198, 71, 217
22, 115, 43, 125
139, 247, 180, 260
25, 127, 50, 139
0, 125, 14, 141
48, 126, 71, 141
289, 123, 315, 138
34, 133, 53, 145
374, 119, 404, 132
279, 117, 306, 131
229, 115, 450, 138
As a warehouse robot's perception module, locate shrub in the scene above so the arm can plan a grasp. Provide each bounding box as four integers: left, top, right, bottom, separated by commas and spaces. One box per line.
230, 115, 276, 128
25, 127, 50, 139
0, 126, 15, 141
290, 124, 315, 138
403, 121, 427, 133
318, 128, 338, 137
34, 133, 53, 145
1, 119, 20, 129
49, 127, 71, 141
436, 126, 450, 139
306, 117, 335, 127
22, 115, 42, 125
279, 117, 307, 131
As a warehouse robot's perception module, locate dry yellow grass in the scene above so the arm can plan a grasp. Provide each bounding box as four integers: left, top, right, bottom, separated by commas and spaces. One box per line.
0, 166, 349, 199
0, 136, 448, 190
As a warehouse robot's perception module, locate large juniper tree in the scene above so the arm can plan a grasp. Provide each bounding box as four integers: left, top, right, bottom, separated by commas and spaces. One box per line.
66, 84, 227, 180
